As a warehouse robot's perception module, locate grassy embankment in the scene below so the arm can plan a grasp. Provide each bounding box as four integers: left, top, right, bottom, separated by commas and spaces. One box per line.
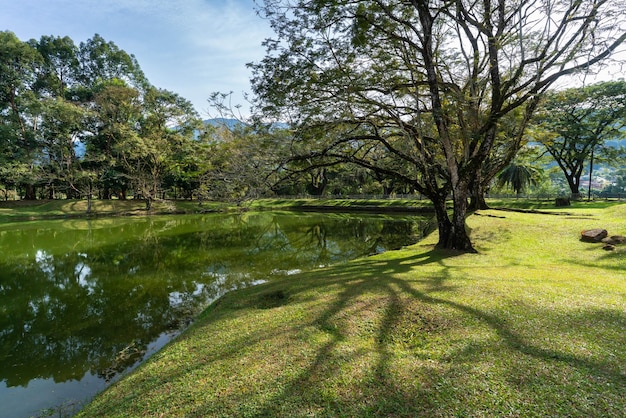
72, 200, 626, 417
0, 196, 437, 222
0, 199, 228, 222
0, 195, 610, 221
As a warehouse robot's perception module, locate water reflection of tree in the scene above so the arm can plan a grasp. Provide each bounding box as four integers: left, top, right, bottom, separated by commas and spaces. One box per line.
276, 214, 423, 267
0, 251, 173, 386
0, 213, 425, 388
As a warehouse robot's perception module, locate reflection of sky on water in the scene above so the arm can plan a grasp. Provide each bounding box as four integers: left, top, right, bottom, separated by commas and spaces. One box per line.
0, 212, 426, 417
36, 249, 94, 292
76, 254, 94, 293
1, 331, 181, 418
1, 373, 106, 418
169, 282, 207, 306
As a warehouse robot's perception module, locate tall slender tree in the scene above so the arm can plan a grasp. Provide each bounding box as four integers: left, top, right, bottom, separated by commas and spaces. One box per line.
31, 35, 80, 98
39, 98, 86, 198
77, 34, 147, 90
117, 87, 201, 209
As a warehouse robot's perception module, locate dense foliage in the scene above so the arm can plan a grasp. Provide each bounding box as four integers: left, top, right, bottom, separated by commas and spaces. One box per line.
0, 31, 229, 207
2, 8, 626, 226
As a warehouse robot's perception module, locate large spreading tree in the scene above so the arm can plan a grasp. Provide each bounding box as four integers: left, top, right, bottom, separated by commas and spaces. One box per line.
531, 81, 626, 197
250, 0, 626, 252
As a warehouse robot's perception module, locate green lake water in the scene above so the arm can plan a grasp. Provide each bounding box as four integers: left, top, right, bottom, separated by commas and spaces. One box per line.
0, 211, 429, 417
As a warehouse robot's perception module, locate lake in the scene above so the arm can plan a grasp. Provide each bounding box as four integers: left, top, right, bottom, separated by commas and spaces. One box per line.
0, 211, 429, 417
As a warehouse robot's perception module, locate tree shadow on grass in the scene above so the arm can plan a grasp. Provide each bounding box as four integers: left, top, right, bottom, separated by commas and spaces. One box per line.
286, 252, 626, 413
95, 247, 626, 417
566, 245, 626, 273
180, 248, 624, 417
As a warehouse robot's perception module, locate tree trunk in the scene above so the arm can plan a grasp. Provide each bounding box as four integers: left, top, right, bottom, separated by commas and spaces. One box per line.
452, 182, 476, 251
434, 183, 476, 252
24, 184, 36, 200
468, 177, 489, 211
307, 169, 328, 196
567, 178, 579, 195
447, 195, 476, 252
382, 182, 394, 197
565, 175, 581, 199
469, 192, 488, 211
587, 147, 595, 202
431, 194, 451, 248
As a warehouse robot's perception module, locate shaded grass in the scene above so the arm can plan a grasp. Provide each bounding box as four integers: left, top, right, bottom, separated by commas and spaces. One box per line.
247, 197, 435, 212
78, 203, 626, 417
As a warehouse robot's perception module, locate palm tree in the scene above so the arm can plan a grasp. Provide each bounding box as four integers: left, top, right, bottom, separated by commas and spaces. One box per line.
496, 163, 542, 195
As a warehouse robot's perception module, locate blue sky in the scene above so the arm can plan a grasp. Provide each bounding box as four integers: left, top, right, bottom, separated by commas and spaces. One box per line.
0, 0, 273, 117
2, 0, 624, 118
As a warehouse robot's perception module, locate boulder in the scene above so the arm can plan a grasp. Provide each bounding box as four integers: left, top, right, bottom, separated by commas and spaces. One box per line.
555, 197, 571, 207
603, 244, 616, 251
580, 228, 608, 243
601, 235, 626, 245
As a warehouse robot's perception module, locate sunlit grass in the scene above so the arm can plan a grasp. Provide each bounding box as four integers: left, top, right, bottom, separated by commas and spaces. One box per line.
77, 202, 626, 417
0, 199, 228, 222
486, 197, 625, 211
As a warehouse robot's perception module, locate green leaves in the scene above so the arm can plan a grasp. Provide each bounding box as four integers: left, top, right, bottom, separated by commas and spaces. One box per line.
497, 163, 542, 194
532, 81, 626, 194
0, 31, 203, 201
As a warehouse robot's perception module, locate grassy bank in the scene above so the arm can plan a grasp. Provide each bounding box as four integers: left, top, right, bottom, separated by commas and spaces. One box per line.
0, 199, 220, 222
0, 197, 431, 222
247, 197, 436, 213
77, 202, 626, 417
1, 196, 619, 223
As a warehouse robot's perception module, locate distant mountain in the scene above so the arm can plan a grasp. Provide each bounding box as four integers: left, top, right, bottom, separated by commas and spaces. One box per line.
203, 118, 243, 129
269, 121, 290, 130
203, 118, 290, 131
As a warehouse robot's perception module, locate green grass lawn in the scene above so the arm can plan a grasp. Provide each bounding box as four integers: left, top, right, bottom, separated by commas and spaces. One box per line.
76, 202, 626, 417
0, 196, 619, 221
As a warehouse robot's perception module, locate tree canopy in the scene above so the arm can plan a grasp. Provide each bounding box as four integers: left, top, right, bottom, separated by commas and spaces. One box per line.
250, 0, 626, 252
0, 31, 219, 206
531, 80, 626, 197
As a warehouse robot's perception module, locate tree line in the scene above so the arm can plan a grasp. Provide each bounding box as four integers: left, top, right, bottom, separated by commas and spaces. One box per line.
0, 31, 256, 208
3, 0, 626, 254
